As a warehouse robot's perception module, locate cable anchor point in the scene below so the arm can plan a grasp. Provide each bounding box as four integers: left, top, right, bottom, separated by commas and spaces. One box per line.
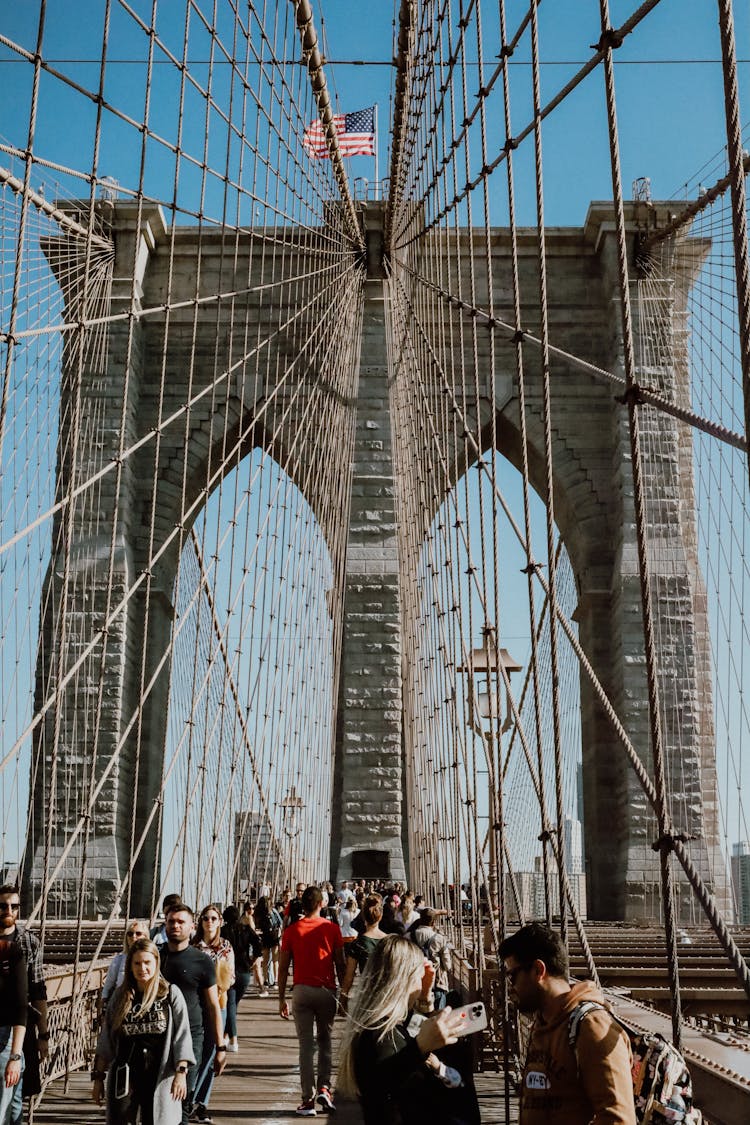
594, 28, 624, 52
615, 383, 645, 408
651, 831, 697, 854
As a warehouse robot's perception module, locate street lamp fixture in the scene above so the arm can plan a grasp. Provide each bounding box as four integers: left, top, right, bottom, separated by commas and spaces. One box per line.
280, 788, 306, 882
457, 632, 522, 917
458, 636, 522, 735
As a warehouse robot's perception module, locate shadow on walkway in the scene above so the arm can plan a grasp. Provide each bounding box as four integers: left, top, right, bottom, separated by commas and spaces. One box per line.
32, 989, 512, 1123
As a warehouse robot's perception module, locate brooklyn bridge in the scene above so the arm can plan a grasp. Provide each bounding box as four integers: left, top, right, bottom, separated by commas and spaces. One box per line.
1, 0, 750, 1121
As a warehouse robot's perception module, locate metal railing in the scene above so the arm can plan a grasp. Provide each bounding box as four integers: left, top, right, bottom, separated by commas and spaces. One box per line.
32, 960, 109, 1111
353, 177, 390, 201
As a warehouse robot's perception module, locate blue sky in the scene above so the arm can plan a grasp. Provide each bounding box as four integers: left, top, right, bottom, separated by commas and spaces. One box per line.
1, 1, 749, 893
316, 0, 749, 221
1, 1, 747, 222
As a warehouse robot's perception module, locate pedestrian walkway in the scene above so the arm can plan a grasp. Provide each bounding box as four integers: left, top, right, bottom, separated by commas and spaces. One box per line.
33, 990, 514, 1123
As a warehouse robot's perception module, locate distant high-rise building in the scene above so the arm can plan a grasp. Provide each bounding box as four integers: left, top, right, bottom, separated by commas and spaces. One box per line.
234, 811, 285, 894
564, 816, 584, 874
505, 851, 587, 922
0, 863, 18, 887
731, 841, 750, 925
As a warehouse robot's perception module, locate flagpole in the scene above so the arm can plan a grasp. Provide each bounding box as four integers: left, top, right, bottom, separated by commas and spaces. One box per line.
374, 104, 379, 200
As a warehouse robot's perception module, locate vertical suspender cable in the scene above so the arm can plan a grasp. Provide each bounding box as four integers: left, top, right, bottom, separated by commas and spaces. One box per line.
715, 0, 750, 488
529, 0, 568, 950
598, 0, 683, 1051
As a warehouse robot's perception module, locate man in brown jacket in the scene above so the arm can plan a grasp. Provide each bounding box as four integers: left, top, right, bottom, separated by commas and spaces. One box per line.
500, 922, 635, 1125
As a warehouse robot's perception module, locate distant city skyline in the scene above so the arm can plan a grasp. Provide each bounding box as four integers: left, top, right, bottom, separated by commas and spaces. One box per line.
731, 841, 750, 926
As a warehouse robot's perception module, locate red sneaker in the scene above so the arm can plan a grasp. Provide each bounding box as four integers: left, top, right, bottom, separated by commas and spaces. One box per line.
316, 1086, 335, 1113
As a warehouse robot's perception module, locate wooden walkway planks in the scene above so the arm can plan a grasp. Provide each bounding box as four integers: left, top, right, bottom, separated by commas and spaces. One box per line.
32, 991, 516, 1123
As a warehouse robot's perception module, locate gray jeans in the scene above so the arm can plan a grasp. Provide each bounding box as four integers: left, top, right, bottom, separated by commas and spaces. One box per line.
291, 984, 337, 1100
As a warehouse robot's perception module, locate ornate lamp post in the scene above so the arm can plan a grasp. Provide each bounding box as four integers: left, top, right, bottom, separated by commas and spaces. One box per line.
459, 633, 521, 915
280, 788, 305, 883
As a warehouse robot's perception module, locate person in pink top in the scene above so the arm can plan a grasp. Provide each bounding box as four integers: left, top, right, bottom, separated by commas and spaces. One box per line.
278, 886, 345, 1117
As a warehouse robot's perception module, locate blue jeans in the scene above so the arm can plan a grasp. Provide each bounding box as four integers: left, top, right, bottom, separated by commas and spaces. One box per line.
264, 948, 277, 987
225, 971, 251, 1038
183, 1027, 203, 1125
0, 1028, 24, 1125
192, 1008, 226, 1110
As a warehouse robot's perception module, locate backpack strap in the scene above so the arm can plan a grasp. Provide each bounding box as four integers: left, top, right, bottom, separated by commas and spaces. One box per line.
567, 1000, 607, 1051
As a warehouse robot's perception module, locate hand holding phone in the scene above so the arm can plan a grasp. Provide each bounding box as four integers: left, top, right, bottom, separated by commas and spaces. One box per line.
450, 1001, 488, 1037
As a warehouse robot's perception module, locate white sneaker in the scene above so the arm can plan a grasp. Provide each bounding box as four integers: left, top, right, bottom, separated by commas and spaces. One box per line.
259, 989, 270, 998
227, 1040, 239, 1052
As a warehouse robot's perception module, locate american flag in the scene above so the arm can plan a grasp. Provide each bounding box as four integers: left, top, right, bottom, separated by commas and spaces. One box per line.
303, 106, 376, 158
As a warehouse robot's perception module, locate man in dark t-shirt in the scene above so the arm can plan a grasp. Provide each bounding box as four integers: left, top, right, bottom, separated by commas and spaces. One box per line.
0, 937, 27, 1122
285, 882, 307, 928
160, 904, 225, 1124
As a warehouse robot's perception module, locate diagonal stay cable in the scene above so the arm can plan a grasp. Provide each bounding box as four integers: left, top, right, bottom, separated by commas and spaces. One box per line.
0, 257, 361, 562
400, 262, 747, 451
392, 264, 750, 999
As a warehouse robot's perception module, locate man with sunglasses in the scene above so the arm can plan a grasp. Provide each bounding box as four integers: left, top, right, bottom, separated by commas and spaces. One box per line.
500, 922, 634, 1125
160, 903, 225, 1125
0, 886, 48, 1125
285, 883, 307, 929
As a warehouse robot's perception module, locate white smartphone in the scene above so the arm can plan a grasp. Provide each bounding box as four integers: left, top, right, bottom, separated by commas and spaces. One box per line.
451, 1000, 487, 1037
114, 1063, 130, 1099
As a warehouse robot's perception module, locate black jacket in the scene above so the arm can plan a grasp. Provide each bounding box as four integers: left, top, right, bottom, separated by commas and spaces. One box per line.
353, 1018, 479, 1125
222, 921, 261, 970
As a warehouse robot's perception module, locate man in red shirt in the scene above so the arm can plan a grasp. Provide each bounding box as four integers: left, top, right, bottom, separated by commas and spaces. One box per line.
278, 886, 345, 1116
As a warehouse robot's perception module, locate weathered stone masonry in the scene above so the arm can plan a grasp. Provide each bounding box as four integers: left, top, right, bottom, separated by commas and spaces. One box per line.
27, 199, 728, 922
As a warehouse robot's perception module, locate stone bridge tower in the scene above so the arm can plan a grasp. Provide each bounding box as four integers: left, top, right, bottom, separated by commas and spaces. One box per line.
24, 199, 728, 923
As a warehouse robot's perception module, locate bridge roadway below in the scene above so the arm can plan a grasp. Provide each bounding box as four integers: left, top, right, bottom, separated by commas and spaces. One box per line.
33, 990, 516, 1124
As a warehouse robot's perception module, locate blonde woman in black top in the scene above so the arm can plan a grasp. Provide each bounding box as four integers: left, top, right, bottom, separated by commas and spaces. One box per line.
337, 935, 476, 1125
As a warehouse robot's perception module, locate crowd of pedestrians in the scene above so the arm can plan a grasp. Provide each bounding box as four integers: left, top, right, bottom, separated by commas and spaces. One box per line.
0, 879, 642, 1125
100, 878, 462, 1122
0, 878, 463, 1123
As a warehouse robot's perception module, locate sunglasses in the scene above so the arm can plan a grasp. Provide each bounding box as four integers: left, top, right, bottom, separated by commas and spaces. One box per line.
127, 930, 147, 938
0, 903, 19, 913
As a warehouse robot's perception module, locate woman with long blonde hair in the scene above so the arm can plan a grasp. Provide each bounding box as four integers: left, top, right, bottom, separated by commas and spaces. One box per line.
91, 938, 194, 1123
337, 935, 478, 1124
101, 919, 150, 1011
